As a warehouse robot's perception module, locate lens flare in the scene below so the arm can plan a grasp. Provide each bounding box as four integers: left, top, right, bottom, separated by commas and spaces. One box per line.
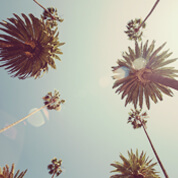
0, 110, 25, 166
27, 108, 49, 127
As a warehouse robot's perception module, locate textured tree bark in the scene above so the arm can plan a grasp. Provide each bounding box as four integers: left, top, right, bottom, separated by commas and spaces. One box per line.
144, 72, 178, 91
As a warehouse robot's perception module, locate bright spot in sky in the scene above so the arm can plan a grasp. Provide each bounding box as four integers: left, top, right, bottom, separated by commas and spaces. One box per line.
42, 108, 49, 120
27, 108, 49, 127
0, 110, 18, 140
99, 76, 111, 87
112, 66, 130, 80
133, 57, 147, 70
0, 110, 25, 166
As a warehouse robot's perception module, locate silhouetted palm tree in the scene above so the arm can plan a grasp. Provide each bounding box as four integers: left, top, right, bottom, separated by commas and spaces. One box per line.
125, 0, 160, 42
0, 9, 64, 79
128, 108, 169, 178
48, 158, 62, 178
110, 149, 160, 178
0, 89, 65, 133
125, 18, 146, 41
112, 40, 178, 109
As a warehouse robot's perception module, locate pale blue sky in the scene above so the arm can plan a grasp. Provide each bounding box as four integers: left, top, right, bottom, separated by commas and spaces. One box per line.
0, 0, 178, 177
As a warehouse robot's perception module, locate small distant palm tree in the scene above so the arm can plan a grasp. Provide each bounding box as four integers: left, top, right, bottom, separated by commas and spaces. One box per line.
0, 89, 65, 133
0, 7, 64, 79
125, 18, 146, 41
112, 40, 178, 109
110, 149, 160, 178
124, 0, 160, 42
0, 163, 27, 178
128, 108, 169, 178
48, 158, 62, 178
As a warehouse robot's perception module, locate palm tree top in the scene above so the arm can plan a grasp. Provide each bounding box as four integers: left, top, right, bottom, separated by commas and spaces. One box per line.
41, 7, 64, 23
0, 12, 64, 79
112, 40, 178, 109
128, 108, 148, 129
48, 157, 63, 177
110, 149, 160, 178
42, 89, 65, 111
125, 18, 146, 41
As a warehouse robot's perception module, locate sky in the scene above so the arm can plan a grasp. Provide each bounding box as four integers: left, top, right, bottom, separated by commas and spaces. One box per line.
0, 0, 178, 177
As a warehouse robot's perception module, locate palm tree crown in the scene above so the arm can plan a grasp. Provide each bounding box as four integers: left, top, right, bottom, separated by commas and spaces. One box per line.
0, 163, 27, 178
0, 11, 64, 79
112, 40, 178, 109
42, 89, 65, 111
110, 149, 160, 178
48, 157, 63, 177
125, 18, 146, 41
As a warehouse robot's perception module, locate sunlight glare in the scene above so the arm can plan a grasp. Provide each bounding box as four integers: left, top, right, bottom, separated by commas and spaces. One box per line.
27, 108, 49, 127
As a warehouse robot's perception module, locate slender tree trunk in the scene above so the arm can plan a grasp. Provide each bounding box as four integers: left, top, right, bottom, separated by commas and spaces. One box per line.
0, 102, 52, 133
141, 120, 169, 178
33, 0, 56, 20
51, 173, 55, 178
144, 72, 178, 90
136, 0, 160, 32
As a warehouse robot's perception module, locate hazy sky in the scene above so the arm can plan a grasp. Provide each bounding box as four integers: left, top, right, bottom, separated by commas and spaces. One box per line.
0, 0, 178, 177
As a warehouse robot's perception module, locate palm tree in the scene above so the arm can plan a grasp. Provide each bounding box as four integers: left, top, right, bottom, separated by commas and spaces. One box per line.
110, 149, 160, 178
0, 89, 65, 133
0, 163, 27, 178
112, 0, 178, 110
112, 40, 178, 109
48, 158, 63, 178
0, 7, 64, 79
125, 18, 146, 42
33, 0, 63, 22
125, 0, 160, 42
128, 108, 169, 178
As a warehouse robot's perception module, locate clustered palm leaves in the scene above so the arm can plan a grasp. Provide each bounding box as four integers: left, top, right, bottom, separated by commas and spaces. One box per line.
48, 158, 62, 178
42, 89, 65, 111
128, 108, 148, 129
112, 40, 178, 109
110, 149, 160, 178
0, 8, 64, 79
41, 7, 64, 23
0, 163, 27, 178
125, 18, 146, 41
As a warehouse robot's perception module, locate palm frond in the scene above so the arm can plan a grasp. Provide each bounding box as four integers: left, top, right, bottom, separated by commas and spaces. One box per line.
0, 163, 27, 178
112, 41, 178, 109
0, 13, 64, 79
110, 149, 160, 178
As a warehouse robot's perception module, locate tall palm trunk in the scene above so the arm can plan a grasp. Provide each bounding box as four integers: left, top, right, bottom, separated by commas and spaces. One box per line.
0, 102, 52, 133
144, 72, 178, 90
140, 120, 169, 178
